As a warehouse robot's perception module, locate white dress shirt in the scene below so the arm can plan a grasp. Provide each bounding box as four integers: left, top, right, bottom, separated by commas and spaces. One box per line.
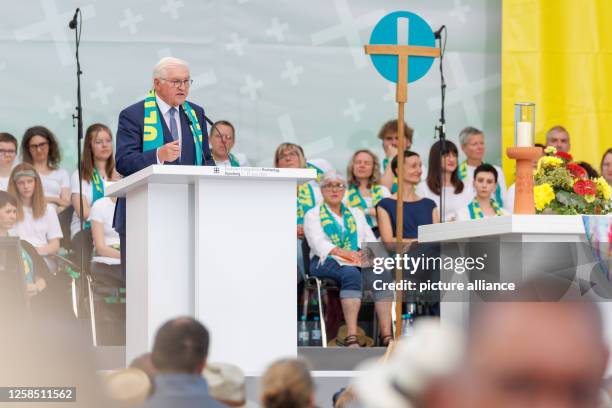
155, 95, 182, 163
304, 202, 376, 262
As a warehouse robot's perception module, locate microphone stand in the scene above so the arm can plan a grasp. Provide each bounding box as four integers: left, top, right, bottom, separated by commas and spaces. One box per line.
434, 26, 447, 222
70, 9, 86, 293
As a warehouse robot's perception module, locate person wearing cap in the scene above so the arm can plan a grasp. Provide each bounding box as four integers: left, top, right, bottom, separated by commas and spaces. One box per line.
203, 362, 259, 407
304, 171, 392, 347
140, 317, 225, 408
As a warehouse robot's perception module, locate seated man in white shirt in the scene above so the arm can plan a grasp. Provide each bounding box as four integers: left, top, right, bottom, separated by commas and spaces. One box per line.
209, 120, 249, 167
456, 164, 510, 221
304, 171, 392, 347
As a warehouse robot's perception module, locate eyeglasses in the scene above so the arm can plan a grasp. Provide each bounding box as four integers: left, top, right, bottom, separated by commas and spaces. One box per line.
0, 149, 16, 156
322, 183, 346, 191
29, 141, 49, 151
160, 78, 193, 88
279, 151, 299, 161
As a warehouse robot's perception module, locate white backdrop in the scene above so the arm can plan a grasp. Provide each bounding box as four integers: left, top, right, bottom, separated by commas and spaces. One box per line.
0, 0, 501, 173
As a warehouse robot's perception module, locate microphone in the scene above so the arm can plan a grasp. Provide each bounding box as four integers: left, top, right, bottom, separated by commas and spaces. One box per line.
434, 25, 445, 39
68, 8, 79, 29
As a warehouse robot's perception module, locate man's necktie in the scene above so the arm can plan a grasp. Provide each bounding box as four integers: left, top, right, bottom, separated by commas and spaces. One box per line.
168, 107, 179, 142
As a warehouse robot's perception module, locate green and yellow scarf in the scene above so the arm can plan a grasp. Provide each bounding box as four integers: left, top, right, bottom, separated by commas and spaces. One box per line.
467, 198, 504, 219
320, 203, 358, 251
307, 162, 324, 183
228, 152, 240, 167
297, 182, 316, 225
459, 160, 504, 206
143, 90, 203, 165
346, 184, 384, 227
383, 157, 398, 194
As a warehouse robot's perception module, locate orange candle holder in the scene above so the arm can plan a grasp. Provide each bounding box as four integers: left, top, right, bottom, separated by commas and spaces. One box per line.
507, 147, 542, 214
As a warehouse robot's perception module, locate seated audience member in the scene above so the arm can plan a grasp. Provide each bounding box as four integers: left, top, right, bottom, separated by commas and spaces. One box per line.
602, 148, 612, 188
546, 125, 571, 153
377, 151, 439, 243
203, 362, 259, 407
141, 317, 225, 408
90, 196, 122, 282
209, 120, 249, 167
260, 358, 315, 408
21, 126, 70, 212
304, 171, 391, 347
378, 119, 414, 194
354, 319, 464, 408
578, 161, 600, 179
129, 353, 158, 398
417, 140, 471, 222
274, 142, 322, 281
71, 124, 119, 241
504, 143, 544, 213
8, 163, 63, 261
104, 368, 151, 408
345, 149, 390, 230
0, 132, 18, 190
458, 126, 507, 207
456, 164, 509, 221
0, 191, 46, 297
429, 298, 608, 408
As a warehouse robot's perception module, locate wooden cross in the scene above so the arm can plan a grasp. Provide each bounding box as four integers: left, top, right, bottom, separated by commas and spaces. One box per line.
364, 19, 440, 340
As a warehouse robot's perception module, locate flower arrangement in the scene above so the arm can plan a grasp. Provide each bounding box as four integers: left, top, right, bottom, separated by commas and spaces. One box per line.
533, 147, 611, 214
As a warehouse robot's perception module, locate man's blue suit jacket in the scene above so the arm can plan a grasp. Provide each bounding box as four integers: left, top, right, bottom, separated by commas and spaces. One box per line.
113, 99, 215, 235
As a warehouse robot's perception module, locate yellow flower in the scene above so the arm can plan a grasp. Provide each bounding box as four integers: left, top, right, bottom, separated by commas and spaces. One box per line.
544, 146, 557, 155
595, 177, 612, 200
534, 183, 555, 211
584, 194, 596, 203
536, 156, 564, 172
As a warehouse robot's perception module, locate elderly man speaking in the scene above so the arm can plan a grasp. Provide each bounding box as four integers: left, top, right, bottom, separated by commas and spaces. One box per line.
113, 57, 215, 274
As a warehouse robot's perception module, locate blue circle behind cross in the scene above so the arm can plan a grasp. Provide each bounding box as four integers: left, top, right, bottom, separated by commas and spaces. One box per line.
369, 11, 436, 83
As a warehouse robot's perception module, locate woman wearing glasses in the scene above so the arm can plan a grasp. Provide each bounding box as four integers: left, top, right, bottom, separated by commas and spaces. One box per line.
21, 126, 70, 212
304, 171, 392, 347
0, 132, 18, 190
274, 142, 322, 283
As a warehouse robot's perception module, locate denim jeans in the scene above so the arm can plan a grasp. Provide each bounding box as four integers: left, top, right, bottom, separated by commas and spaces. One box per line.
309, 256, 362, 299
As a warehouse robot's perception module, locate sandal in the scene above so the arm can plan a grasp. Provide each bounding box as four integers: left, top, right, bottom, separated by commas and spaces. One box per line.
338, 334, 361, 348
380, 335, 394, 347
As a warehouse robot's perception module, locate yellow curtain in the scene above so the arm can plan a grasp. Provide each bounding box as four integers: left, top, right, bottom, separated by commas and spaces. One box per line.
502, 0, 612, 184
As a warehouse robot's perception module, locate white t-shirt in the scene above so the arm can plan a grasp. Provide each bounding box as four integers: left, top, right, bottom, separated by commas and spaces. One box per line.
70, 170, 95, 239
416, 181, 472, 222
90, 197, 120, 265
40, 168, 70, 208
10, 204, 63, 248
214, 152, 250, 167
0, 176, 8, 191
455, 204, 510, 221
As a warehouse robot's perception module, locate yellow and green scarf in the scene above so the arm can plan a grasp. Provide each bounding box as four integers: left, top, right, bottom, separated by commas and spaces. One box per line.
468, 198, 504, 219
459, 160, 504, 206
297, 182, 316, 225
307, 162, 324, 183
383, 157, 398, 194
320, 203, 358, 251
228, 152, 240, 167
143, 90, 203, 165
346, 184, 384, 227
22, 248, 33, 284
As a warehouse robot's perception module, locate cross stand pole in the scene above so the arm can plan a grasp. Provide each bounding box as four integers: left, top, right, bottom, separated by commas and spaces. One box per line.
365, 43, 440, 340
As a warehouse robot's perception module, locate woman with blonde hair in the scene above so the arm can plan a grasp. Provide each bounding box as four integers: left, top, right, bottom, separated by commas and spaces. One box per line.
274, 142, 322, 282
260, 358, 315, 408
345, 149, 390, 231
8, 163, 63, 258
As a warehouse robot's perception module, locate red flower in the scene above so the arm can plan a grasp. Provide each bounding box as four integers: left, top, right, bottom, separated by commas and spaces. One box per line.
555, 151, 573, 161
573, 179, 597, 196
567, 162, 587, 179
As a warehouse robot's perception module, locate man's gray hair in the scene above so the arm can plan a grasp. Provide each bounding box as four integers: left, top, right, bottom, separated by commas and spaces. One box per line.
458, 126, 483, 146
320, 171, 347, 187
152, 57, 190, 80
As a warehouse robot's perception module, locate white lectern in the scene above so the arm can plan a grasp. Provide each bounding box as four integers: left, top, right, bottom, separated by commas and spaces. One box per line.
106, 165, 315, 374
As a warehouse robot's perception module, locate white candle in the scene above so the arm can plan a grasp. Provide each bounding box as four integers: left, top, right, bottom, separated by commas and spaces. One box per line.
516, 121, 532, 147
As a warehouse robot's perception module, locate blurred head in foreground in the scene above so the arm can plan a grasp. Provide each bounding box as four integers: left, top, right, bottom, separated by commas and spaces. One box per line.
260, 358, 315, 408
433, 299, 608, 408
